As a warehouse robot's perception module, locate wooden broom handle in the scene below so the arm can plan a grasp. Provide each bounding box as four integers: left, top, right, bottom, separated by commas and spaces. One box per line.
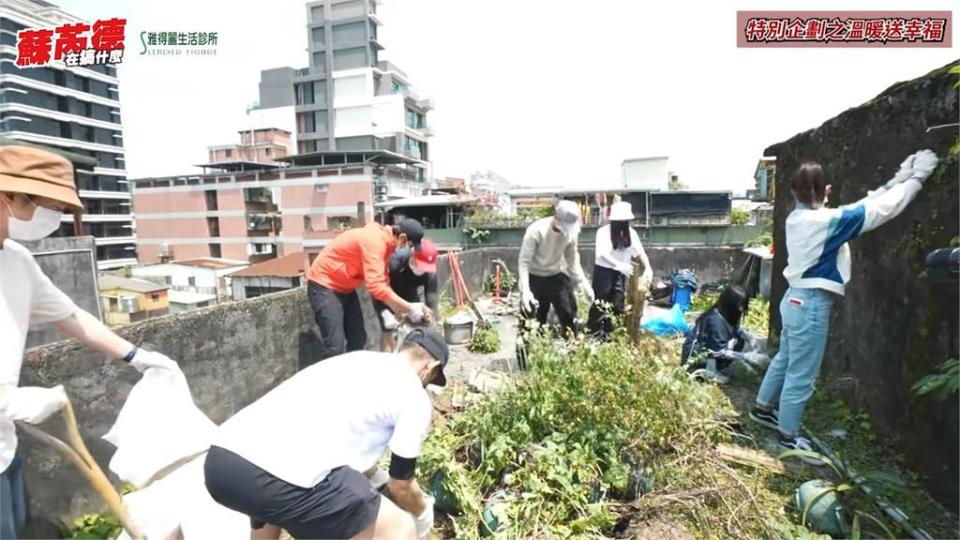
20, 400, 145, 539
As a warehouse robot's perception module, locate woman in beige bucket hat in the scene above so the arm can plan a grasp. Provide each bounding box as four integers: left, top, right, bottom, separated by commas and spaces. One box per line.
0, 145, 179, 540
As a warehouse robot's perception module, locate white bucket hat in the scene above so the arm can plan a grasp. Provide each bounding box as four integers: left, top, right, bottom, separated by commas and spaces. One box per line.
608, 201, 635, 222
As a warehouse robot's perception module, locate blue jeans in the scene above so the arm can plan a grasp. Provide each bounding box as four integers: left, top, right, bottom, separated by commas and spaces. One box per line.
756, 287, 834, 437
1, 453, 26, 540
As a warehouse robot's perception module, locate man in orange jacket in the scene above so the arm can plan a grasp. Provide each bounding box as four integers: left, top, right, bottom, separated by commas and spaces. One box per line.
307, 218, 433, 362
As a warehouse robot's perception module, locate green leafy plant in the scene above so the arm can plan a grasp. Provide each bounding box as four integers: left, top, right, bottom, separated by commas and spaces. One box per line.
463, 227, 490, 244
468, 326, 501, 354
419, 333, 797, 538
911, 358, 959, 401
689, 291, 719, 313
730, 207, 750, 226
484, 259, 517, 294
65, 513, 121, 540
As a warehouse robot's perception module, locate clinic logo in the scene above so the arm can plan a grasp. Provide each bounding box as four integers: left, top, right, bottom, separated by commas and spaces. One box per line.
15, 19, 126, 67
140, 31, 219, 56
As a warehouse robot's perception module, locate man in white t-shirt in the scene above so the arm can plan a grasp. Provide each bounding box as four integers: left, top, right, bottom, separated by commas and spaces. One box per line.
0, 146, 178, 539
205, 328, 449, 540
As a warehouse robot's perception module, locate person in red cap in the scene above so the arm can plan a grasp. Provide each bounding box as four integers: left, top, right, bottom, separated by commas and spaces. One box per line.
374, 238, 440, 352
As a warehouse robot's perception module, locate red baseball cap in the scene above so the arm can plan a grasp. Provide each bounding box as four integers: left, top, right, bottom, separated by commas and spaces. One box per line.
413, 239, 438, 273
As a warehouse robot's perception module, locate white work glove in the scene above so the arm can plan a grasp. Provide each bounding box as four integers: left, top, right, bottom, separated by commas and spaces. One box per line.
381, 309, 398, 331
407, 303, 425, 324
415, 495, 435, 540
520, 289, 538, 314
742, 351, 771, 369
1, 385, 67, 424
641, 270, 654, 289
368, 468, 389, 491
578, 281, 595, 304
909, 149, 939, 183
129, 349, 178, 373
617, 262, 634, 277
882, 153, 918, 190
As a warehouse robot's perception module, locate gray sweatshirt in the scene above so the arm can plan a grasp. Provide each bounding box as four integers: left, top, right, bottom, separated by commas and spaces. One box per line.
518, 217, 588, 293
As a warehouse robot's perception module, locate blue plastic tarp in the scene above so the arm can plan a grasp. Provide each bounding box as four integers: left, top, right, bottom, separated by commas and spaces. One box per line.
642, 303, 690, 336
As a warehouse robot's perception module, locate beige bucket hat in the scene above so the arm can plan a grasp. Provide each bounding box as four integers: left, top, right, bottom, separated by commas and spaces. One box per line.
0, 145, 82, 210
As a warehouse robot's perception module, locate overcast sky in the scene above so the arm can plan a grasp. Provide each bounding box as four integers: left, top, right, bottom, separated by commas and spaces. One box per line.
55, 0, 958, 193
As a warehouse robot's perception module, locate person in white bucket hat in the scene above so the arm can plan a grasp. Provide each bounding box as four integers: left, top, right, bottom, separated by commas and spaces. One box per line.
517, 199, 591, 336
587, 201, 652, 338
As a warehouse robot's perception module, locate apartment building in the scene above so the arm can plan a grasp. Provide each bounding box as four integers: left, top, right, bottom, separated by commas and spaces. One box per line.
131, 149, 424, 263
256, 0, 433, 177
0, 0, 134, 269
208, 128, 292, 166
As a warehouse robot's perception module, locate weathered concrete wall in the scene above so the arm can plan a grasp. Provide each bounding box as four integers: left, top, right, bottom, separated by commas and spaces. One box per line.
19, 289, 321, 535
766, 61, 959, 505
22, 236, 100, 349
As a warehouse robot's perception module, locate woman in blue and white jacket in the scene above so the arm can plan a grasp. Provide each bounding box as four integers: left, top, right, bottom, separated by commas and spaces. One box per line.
749, 149, 939, 460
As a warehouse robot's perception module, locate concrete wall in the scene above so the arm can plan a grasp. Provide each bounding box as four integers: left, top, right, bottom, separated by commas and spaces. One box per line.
19, 289, 322, 535
766, 62, 959, 505
22, 236, 101, 350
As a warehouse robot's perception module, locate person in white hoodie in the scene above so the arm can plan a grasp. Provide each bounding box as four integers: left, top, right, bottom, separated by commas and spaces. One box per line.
517, 199, 592, 336
749, 149, 938, 461
0, 146, 177, 540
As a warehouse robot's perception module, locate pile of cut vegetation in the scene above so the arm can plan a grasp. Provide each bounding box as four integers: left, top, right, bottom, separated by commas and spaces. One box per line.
419, 329, 793, 539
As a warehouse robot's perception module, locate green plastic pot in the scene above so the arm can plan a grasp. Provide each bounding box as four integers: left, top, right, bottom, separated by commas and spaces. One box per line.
430, 471, 462, 515
480, 490, 512, 537
795, 479, 847, 538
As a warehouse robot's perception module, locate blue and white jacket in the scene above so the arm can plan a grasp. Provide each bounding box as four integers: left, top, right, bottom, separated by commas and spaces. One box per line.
783, 178, 923, 295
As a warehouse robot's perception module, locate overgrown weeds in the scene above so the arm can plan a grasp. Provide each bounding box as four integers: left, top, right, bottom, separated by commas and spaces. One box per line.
419, 330, 796, 538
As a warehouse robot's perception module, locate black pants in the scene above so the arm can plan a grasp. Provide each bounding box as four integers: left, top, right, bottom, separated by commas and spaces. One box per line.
308, 281, 367, 362
522, 273, 578, 333
204, 446, 380, 539
587, 265, 627, 338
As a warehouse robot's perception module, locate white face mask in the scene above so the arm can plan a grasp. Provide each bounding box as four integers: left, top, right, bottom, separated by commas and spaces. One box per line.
5, 198, 63, 241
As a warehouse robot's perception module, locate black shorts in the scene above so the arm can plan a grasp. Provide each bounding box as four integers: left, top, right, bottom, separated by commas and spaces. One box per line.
204, 446, 381, 539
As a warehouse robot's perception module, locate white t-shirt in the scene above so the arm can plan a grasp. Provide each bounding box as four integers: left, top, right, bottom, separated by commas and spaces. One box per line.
594, 225, 644, 270
214, 350, 432, 488
0, 239, 78, 472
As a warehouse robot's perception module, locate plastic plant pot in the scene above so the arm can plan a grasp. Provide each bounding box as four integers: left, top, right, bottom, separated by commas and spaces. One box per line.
795, 479, 847, 538
430, 470, 462, 516
480, 490, 513, 537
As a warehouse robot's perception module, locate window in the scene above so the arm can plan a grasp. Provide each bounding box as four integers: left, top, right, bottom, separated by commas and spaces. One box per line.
315, 184, 328, 193
303, 215, 312, 231
164, 276, 172, 285
295, 83, 315, 105
265, 148, 271, 156
188, 276, 196, 287
150, 292, 160, 301
209, 244, 222, 258
225, 149, 233, 158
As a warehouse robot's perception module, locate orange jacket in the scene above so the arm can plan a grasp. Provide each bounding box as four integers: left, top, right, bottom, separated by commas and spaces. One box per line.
307, 223, 402, 304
